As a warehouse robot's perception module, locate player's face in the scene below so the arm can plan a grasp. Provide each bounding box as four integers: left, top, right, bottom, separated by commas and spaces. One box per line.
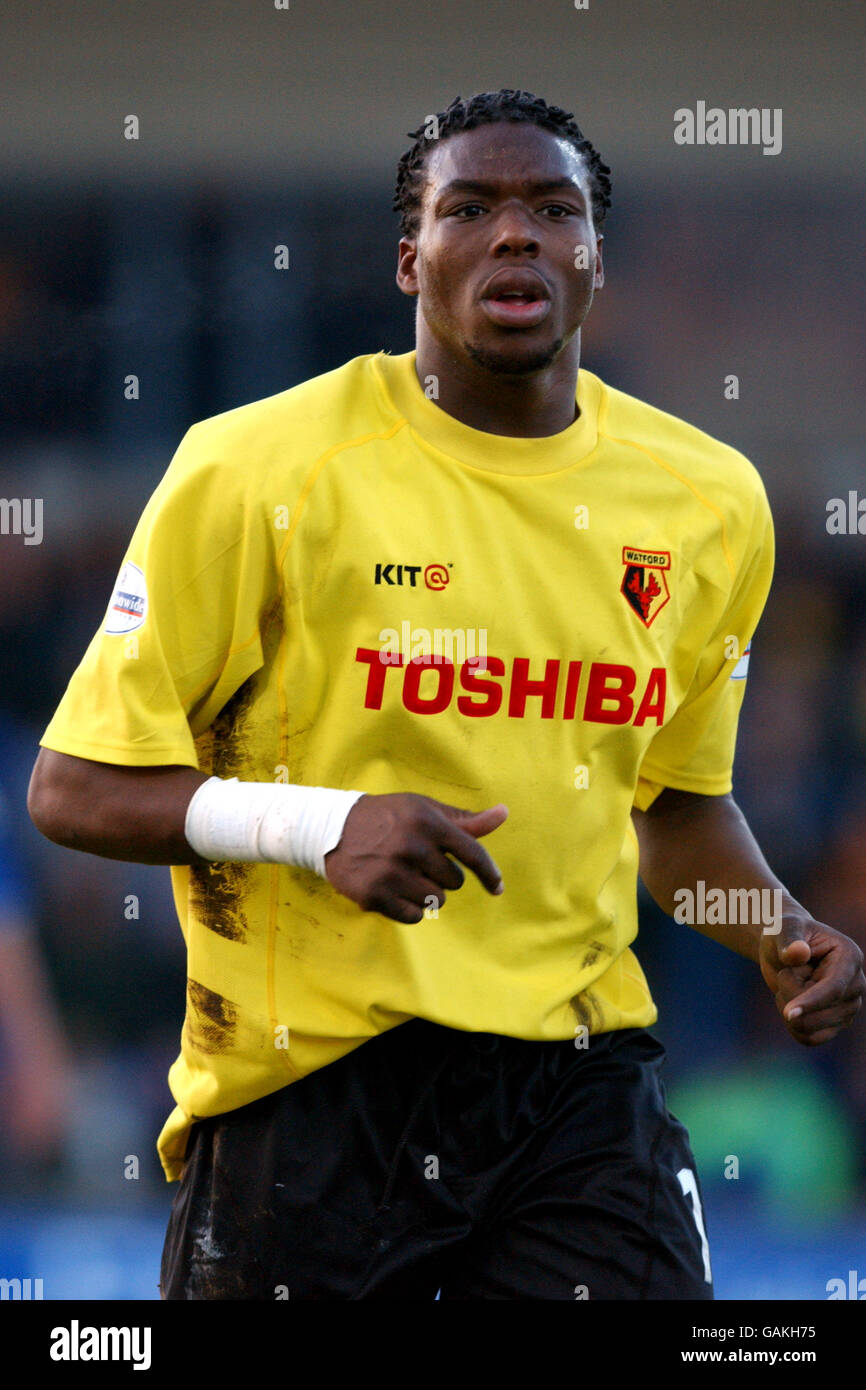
396, 122, 604, 376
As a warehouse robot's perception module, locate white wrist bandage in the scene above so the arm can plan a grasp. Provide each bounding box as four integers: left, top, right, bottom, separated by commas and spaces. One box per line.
184, 776, 365, 878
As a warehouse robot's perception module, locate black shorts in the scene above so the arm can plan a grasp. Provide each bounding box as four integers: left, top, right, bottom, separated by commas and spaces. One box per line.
160, 1021, 713, 1300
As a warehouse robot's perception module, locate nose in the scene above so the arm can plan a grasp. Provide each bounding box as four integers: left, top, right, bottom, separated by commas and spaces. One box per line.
489, 202, 539, 255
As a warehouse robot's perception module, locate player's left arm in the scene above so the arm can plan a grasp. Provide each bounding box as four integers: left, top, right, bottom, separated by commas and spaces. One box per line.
632, 786, 865, 1046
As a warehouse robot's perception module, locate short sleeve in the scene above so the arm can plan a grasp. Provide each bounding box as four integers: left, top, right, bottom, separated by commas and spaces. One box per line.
633, 479, 775, 810
39, 423, 273, 768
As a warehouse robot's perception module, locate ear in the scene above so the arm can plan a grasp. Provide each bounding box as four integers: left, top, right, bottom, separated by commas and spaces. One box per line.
396, 236, 420, 297
594, 234, 605, 291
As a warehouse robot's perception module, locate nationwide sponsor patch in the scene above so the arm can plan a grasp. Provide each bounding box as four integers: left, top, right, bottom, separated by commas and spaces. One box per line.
730, 640, 751, 680
621, 547, 671, 628
105, 561, 148, 634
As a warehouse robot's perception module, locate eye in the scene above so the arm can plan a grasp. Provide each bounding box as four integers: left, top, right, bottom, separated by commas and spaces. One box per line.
543, 204, 573, 218
452, 203, 486, 218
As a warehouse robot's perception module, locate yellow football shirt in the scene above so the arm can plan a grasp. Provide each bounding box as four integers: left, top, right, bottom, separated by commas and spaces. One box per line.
39, 349, 775, 1180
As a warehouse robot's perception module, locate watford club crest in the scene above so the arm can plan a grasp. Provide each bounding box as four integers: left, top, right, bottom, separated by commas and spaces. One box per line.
621, 547, 671, 628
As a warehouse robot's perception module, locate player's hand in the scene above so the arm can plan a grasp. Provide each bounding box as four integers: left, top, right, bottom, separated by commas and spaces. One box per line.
323, 792, 508, 924
759, 913, 865, 1045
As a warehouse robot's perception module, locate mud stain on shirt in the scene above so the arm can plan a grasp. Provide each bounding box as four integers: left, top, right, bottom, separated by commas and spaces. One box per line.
190, 860, 251, 942
190, 677, 262, 941
570, 987, 606, 1035
186, 979, 238, 1055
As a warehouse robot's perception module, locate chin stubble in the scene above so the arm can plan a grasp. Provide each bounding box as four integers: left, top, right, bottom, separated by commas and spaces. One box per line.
463, 336, 565, 376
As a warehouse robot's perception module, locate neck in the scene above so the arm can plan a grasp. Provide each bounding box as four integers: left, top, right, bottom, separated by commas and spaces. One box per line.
413, 326, 581, 438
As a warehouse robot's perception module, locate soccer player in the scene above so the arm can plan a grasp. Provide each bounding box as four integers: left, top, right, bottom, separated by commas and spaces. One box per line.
28, 89, 864, 1300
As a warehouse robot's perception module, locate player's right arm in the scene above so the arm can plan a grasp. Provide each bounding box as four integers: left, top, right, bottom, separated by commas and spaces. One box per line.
28, 423, 506, 921
27, 750, 507, 923
27, 750, 208, 865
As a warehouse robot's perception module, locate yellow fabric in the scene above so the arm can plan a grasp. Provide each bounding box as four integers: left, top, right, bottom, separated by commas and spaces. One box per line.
39, 350, 775, 1180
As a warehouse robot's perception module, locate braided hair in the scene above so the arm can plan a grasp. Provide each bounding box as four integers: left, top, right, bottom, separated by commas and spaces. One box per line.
393, 89, 612, 238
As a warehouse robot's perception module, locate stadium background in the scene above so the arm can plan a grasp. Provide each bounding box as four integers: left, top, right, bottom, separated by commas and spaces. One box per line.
1, 0, 864, 1299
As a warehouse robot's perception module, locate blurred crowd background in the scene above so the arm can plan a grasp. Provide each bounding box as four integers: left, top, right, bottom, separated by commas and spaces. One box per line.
1, 0, 865, 1298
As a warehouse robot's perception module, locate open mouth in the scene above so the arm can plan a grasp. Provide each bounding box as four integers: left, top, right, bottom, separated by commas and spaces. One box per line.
481, 294, 551, 328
